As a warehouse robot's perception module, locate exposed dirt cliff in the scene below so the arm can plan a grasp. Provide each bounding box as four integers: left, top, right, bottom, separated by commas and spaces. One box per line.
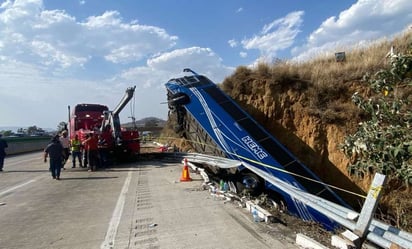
221, 74, 366, 206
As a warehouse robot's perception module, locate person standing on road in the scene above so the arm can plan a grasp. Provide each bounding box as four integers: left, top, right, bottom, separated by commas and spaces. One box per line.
70, 134, 83, 168
59, 130, 70, 170
44, 135, 64, 180
98, 134, 109, 169
83, 133, 99, 172
0, 134, 8, 172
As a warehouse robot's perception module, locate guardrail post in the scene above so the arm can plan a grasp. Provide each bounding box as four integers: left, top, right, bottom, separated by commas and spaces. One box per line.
354, 173, 386, 246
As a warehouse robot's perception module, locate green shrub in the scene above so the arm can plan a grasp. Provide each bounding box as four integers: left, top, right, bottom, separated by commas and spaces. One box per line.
342, 48, 412, 185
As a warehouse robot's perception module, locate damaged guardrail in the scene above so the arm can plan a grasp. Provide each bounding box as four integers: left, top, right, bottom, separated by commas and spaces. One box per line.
180, 153, 412, 249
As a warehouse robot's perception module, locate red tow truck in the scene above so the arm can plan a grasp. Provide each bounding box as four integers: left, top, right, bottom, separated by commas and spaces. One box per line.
68, 86, 140, 163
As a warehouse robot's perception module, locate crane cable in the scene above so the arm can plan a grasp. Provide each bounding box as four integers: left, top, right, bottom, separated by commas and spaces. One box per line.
129, 91, 136, 128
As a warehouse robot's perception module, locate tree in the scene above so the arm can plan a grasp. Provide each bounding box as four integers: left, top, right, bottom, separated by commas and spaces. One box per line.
342, 48, 412, 186
57, 121, 68, 132
0, 130, 12, 136
27, 126, 38, 135
23, 126, 45, 135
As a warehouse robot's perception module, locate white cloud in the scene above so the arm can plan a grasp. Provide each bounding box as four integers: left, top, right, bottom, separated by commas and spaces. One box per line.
236, 7, 243, 13
228, 39, 237, 48
0, 60, 119, 127
0, 0, 12, 9
292, 0, 412, 61
133, 47, 233, 84
104, 44, 146, 64
241, 11, 303, 60
84, 10, 121, 27
0, 0, 234, 128
104, 47, 235, 123
0, 2, 178, 72
6, 0, 410, 128
31, 40, 88, 68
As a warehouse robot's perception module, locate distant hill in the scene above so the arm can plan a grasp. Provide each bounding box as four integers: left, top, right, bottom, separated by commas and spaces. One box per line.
122, 117, 166, 129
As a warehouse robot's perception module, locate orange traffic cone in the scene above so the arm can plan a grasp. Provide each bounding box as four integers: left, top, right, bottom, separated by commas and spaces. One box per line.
180, 158, 192, 182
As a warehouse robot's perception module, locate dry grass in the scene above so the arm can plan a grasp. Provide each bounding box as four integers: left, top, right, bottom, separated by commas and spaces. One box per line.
379, 183, 412, 232
222, 30, 411, 125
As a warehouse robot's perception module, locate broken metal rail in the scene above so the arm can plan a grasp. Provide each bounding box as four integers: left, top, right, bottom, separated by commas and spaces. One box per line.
171, 152, 412, 249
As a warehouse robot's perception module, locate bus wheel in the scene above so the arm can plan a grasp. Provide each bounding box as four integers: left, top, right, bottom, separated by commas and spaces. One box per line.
229, 172, 262, 196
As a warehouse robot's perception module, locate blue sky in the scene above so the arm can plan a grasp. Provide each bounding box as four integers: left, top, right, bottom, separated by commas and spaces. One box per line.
0, 0, 411, 129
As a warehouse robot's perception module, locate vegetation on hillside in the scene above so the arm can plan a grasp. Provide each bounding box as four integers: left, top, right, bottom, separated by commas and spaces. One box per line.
342, 49, 412, 186
340, 48, 412, 230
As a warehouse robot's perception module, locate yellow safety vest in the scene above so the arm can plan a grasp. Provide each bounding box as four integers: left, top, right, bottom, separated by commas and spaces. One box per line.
71, 139, 81, 152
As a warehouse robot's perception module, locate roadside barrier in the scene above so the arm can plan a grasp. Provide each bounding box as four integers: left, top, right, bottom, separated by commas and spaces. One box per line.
178, 153, 412, 249
5, 137, 51, 155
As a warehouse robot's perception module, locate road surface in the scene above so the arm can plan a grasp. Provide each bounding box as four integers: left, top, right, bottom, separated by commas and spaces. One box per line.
0, 152, 299, 249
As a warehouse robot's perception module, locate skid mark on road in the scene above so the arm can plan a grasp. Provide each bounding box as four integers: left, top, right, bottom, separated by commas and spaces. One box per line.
130, 167, 159, 249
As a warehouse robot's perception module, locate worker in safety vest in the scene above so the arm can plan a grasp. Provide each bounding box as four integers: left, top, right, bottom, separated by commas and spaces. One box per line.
70, 135, 83, 168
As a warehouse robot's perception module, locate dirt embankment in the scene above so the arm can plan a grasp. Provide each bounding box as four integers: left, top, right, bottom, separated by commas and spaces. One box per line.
224, 78, 365, 206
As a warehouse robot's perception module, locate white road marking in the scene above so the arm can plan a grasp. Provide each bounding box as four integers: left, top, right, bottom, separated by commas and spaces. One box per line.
101, 171, 132, 249
6, 157, 42, 166
0, 179, 37, 197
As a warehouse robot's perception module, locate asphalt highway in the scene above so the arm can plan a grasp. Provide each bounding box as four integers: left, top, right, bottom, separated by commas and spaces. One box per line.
0, 152, 299, 249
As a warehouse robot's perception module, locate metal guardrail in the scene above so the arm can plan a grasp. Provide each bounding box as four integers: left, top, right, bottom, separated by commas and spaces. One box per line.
183, 153, 243, 169
178, 153, 412, 249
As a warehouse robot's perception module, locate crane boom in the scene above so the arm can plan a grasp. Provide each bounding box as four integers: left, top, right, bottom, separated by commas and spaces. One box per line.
100, 85, 137, 146
113, 86, 136, 115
